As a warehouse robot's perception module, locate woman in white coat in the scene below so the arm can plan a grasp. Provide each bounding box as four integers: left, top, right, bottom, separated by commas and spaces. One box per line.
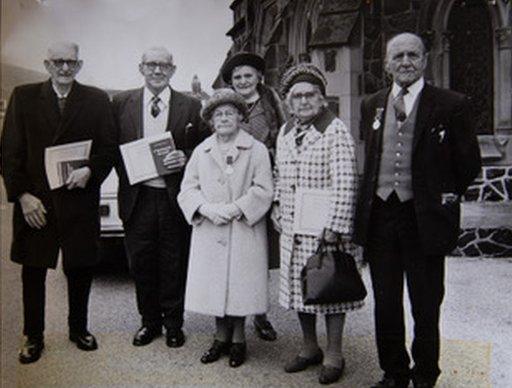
177, 88, 273, 368
273, 64, 363, 385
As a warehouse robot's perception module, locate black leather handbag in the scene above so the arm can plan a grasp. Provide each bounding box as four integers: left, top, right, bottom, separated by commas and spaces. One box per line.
301, 240, 367, 305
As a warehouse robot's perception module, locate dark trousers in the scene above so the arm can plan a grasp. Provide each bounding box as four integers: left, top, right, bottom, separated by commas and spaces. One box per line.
124, 186, 190, 331
365, 193, 445, 384
22, 265, 93, 338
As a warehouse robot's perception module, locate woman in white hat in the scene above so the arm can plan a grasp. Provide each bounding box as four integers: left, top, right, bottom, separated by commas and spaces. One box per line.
178, 88, 274, 367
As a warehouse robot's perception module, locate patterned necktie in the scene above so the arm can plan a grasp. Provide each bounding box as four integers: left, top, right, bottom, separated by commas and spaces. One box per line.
151, 96, 161, 118
58, 97, 66, 115
393, 87, 408, 124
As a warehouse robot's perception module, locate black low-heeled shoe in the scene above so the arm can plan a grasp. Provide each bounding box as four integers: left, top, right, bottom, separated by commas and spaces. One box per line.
253, 318, 277, 341
228, 342, 246, 368
284, 350, 324, 373
318, 358, 346, 385
19, 337, 45, 364
200, 340, 231, 364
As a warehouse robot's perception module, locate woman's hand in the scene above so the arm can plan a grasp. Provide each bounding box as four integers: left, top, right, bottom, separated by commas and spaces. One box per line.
198, 203, 230, 225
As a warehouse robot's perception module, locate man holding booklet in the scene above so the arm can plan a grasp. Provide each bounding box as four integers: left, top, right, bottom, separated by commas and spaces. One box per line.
113, 47, 208, 349
0, 41, 117, 363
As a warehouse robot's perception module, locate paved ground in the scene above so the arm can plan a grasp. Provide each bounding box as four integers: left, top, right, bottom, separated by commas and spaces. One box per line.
1, 199, 512, 387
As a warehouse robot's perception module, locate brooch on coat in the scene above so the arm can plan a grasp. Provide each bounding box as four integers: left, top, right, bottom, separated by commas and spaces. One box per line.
225, 155, 234, 175
372, 108, 384, 130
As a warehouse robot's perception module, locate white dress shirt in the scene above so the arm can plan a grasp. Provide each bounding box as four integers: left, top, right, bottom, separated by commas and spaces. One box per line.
142, 85, 171, 188
391, 77, 424, 117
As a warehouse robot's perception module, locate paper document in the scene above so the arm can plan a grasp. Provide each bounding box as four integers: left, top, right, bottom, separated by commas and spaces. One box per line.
45, 140, 92, 190
293, 187, 331, 236
120, 132, 176, 185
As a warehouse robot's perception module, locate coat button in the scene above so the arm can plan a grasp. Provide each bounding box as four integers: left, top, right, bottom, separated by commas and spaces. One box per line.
290, 184, 296, 191
294, 236, 301, 245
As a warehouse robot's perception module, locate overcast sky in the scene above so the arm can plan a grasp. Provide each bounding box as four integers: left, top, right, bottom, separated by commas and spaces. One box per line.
1, 0, 233, 92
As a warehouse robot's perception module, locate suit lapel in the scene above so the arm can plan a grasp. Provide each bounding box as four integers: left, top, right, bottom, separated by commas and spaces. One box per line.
39, 80, 61, 141
369, 88, 389, 157
128, 88, 144, 139
413, 84, 436, 152
167, 88, 184, 134
53, 82, 84, 143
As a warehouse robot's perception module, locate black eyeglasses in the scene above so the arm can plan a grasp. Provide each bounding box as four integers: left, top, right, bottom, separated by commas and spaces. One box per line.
50, 59, 80, 68
143, 62, 174, 71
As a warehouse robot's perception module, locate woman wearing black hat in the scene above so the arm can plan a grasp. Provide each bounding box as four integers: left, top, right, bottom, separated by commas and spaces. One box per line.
221, 52, 286, 342
273, 63, 364, 385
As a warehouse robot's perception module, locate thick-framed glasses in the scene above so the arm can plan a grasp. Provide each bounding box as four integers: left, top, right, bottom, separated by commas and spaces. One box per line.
291, 91, 318, 101
143, 62, 174, 71
50, 59, 79, 68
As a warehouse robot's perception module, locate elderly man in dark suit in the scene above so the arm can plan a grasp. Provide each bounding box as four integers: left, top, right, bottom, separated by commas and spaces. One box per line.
1, 41, 116, 363
354, 33, 481, 388
113, 47, 207, 349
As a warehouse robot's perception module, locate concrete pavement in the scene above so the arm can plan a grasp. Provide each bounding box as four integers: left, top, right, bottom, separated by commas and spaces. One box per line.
1, 199, 512, 387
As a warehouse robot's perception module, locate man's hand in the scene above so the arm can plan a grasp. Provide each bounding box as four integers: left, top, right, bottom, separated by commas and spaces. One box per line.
19, 193, 47, 229
198, 203, 230, 226
163, 150, 187, 172
66, 167, 91, 189
271, 203, 282, 233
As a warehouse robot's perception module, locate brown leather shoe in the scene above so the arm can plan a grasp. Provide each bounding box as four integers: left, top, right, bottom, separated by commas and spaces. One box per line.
284, 350, 324, 373
19, 337, 44, 364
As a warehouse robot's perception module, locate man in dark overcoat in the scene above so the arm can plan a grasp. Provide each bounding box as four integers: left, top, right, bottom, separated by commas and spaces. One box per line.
353, 33, 482, 388
113, 47, 208, 348
1, 41, 116, 363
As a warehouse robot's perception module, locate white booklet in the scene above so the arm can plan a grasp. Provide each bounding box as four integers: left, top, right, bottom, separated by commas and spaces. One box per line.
293, 187, 331, 236
120, 132, 176, 185
45, 140, 92, 190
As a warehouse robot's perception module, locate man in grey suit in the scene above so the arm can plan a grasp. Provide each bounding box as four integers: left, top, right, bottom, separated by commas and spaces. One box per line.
112, 47, 208, 348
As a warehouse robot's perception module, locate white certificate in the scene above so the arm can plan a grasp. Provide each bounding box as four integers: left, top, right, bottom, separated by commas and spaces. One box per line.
293, 187, 331, 236
45, 140, 92, 190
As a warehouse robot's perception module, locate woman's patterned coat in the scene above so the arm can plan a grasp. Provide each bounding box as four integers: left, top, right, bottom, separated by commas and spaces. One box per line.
274, 108, 364, 314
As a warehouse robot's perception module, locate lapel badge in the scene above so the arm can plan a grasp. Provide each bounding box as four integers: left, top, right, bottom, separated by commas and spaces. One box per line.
372, 108, 384, 130
438, 129, 446, 143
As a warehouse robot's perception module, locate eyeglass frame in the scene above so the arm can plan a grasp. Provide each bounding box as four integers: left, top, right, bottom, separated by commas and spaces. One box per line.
142, 61, 175, 72
48, 59, 81, 69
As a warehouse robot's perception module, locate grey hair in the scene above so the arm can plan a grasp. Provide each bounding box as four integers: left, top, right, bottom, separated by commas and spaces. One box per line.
47, 41, 79, 59
141, 46, 174, 64
385, 32, 426, 60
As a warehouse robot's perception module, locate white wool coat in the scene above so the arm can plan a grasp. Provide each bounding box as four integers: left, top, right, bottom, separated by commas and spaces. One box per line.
178, 130, 274, 317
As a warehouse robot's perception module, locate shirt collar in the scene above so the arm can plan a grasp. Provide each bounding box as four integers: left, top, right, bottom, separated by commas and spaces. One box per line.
391, 77, 424, 99
143, 85, 170, 107
51, 81, 73, 99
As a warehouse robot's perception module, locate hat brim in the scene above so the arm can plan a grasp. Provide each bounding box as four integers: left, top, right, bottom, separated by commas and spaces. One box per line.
221, 52, 265, 84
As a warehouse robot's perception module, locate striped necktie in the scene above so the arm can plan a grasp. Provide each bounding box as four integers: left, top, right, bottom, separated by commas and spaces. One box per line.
393, 87, 408, 124
151, 96, 161, 118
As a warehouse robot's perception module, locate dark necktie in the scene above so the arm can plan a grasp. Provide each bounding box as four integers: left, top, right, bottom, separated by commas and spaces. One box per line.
295, 123, 310, 147
151, 96, 161, 118
393, 87, 408, 124
58, 97, 66, 115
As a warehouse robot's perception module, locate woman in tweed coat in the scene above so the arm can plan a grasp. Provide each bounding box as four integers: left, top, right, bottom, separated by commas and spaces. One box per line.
273, 64, 363, 385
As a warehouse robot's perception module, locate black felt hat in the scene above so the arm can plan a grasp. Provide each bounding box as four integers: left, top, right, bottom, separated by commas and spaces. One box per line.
221, 52, 266, 84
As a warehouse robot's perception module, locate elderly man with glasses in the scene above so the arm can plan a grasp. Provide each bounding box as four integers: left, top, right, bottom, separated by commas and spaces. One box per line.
112, 47, 208, 349
1, 41, 117, 363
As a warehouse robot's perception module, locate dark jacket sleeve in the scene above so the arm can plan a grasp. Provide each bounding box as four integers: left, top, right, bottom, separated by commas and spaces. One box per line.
87, 90, 117, 186
0, 87, 32, 202
449, 96, 482, 195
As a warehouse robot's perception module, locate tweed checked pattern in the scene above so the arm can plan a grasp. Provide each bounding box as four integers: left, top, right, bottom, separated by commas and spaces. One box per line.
274, 113, 363, 313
